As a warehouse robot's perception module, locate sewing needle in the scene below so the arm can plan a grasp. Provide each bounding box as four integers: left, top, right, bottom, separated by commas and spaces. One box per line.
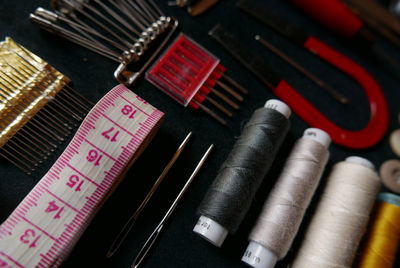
131, 144, 214, 268
106, 132, 193, 258
255, 35, 349, 104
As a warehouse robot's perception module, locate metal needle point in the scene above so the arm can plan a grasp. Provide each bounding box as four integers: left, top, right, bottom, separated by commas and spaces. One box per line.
131, 144, 214, 268
106, 132, 193, 258
255, 35, 349, 104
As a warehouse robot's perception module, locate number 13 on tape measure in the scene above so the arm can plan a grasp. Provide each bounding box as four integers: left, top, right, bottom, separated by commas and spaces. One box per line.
0, 85, 164, 267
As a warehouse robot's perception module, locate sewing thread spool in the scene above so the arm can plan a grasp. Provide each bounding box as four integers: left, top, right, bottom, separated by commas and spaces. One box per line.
291, 156, 381, 268
356, 192, 400, 268
193, 99, 291, 247
242, 128, 331, 268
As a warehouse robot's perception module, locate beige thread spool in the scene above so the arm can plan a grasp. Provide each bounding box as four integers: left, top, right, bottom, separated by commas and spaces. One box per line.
291, 156, 380, 268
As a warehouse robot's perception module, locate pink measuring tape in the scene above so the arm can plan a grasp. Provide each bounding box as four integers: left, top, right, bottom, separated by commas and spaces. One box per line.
0, 85, 164, 267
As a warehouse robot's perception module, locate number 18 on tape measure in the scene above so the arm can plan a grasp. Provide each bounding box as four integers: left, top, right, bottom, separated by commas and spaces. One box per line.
0, 85, 164, 267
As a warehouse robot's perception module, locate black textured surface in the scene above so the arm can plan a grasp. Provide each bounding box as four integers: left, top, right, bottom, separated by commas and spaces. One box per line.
0, 0, 399, 267
198, 107, 290, 233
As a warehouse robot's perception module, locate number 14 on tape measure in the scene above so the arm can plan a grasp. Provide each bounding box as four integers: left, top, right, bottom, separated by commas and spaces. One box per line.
0, 85, 164, 267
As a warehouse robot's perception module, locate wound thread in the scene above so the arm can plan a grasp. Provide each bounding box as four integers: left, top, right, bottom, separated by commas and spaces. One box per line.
356, 193, 400, 268
292, 158, 380, 268
245, 131, 330, 266
197, 105, 290, 235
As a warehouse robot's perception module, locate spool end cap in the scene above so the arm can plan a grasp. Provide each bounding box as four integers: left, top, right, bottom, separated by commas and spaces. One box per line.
242, 241, 277, 268
264, 99, 291, 119
193, 216, 228, 247
345, 156, 375, 170
303, 128, 331, 148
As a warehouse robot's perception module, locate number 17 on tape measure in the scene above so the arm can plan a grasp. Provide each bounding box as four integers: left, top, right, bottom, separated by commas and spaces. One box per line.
0, 85, 164, 267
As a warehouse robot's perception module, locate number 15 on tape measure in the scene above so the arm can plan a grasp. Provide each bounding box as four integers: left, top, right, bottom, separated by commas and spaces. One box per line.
0, 85, 164, 267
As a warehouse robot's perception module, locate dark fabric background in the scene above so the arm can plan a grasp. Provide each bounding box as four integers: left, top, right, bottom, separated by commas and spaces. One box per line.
0, 0, 399, 267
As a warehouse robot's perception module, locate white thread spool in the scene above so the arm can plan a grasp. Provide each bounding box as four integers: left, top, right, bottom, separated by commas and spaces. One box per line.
241, 128, 330, 268
193, 99, 291, 247
291, 156, 380, 268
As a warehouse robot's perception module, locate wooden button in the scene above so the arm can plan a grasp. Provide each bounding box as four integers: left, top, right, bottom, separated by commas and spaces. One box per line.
380, 159, 400, 194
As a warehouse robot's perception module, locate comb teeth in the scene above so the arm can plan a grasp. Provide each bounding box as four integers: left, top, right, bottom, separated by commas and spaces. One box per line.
146, 34, 247, 125
0, 37, 92, 174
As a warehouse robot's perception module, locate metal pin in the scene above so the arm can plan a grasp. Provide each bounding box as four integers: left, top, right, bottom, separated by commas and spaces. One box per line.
52, 90, 87, 116
207, 86, 240, 110
4, 64, 83, 120
29, 14, 121, 62
80, 2, 138, 44
64, 84, 93, 107
0, 150, 33, 174
26, 124, 60, 146
35, 111, 71, 136
255, 35, 349, 104
109, 0, 148, 30
161, 63, 232, 116
45, 103, 79, 127
215, 80, 244, 101
167, 53, 242, 109
51, 98, 83, 121
12, 50, 93, 111
157, 71, 227, 125
136, 0, 158, 21
12, 135, 48, 159
23, 124, 58, 148
194, 99, 227, 125
31, 117, 65, 142
93, 0, 141, 36
58, 90, 91, 114
42, 108, 74, 130
204, 96, 233, 117
2, 143, 39, 167
34, 8, 128, 52
131, 144, 214, 268
20, 128, 56, 153
8, 138, 44, 164
220, 73, 248, 94
72, 4, 135, 47
106, 132, 193, 258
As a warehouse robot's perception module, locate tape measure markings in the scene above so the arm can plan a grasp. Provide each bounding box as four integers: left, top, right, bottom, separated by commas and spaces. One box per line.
0, 251, 22, 268
0, 84, 164, 267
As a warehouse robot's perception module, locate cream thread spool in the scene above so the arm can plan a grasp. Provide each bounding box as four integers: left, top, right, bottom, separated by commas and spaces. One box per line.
193, 99, 291, 247
291, 156, 380, 268
241, 128, 331, 268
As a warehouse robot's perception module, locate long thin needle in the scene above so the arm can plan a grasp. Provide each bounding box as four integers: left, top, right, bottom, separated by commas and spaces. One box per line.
131, 144, 214, 268
255, 35, 349, 104
106, 132, 193, 258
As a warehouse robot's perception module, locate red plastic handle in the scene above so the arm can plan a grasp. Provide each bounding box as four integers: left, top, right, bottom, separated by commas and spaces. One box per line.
273, 36, 388, 149
289, 0, 363, 38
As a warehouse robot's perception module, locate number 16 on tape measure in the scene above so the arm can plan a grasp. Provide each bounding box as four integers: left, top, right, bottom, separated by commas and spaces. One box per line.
0, 85, 164, 267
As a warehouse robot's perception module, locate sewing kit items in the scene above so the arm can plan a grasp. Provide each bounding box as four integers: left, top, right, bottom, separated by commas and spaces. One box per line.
193, 99, 291, 246
0, 37, 91, 174
0, 84, 164, 267
390, 129, 400, 157
132, 144, 214, 268
107, 131, 192, 258
380, 160, 400, 194
288, 0, 400, 79
254, 35, 348, 104
291, 156, 380, 268
209, 22, 388, 149
342, 0, 400, 45
242, 128, 330, 268
356, 192, 400, 268
30, 0, 179, 85
146, 34, 247, 125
